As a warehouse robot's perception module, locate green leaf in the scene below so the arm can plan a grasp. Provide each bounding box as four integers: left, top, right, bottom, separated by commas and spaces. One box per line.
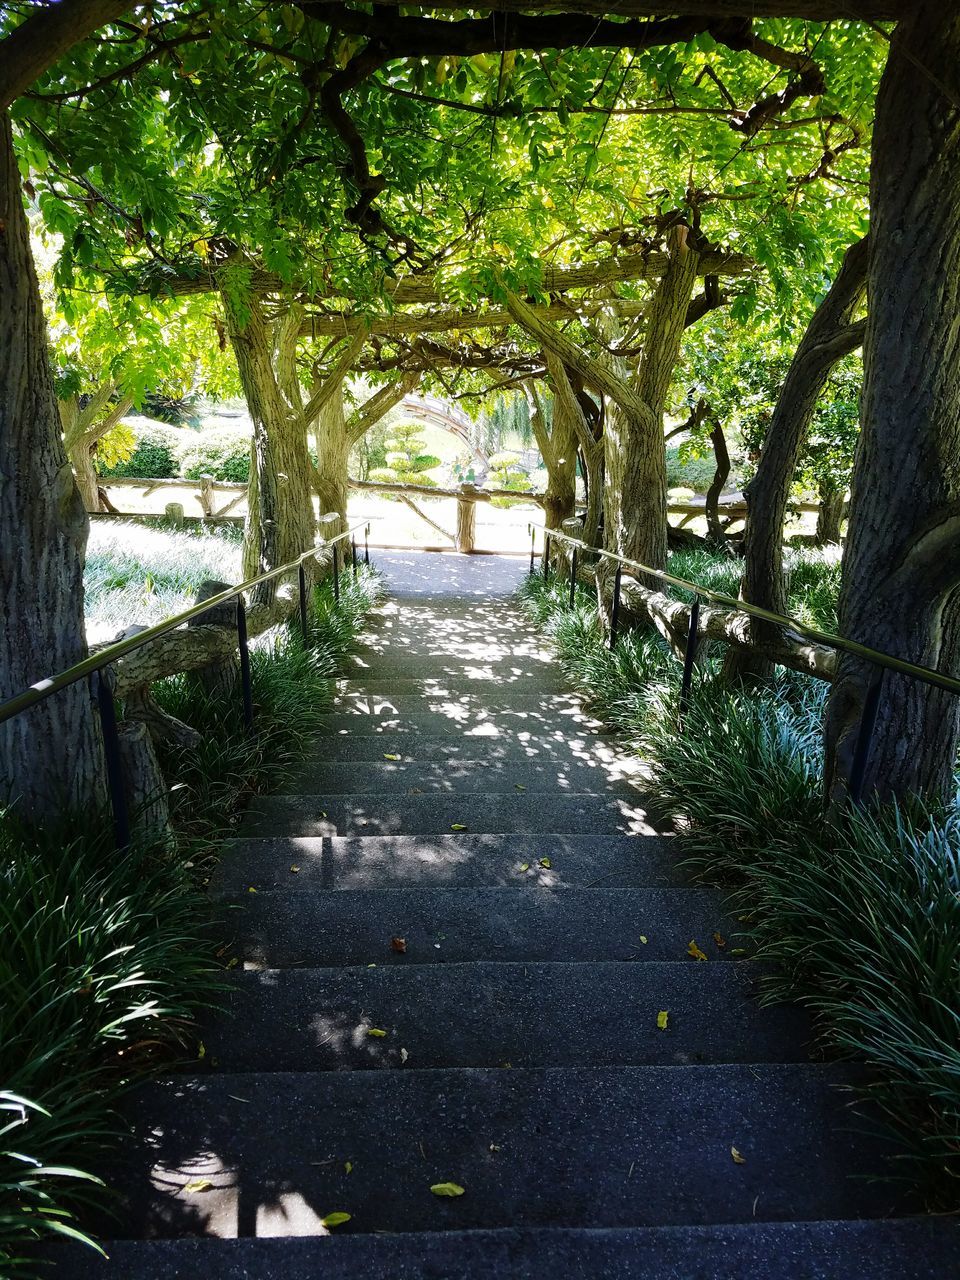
321, 1211, 352, 1227
430, 1181, 466, 1197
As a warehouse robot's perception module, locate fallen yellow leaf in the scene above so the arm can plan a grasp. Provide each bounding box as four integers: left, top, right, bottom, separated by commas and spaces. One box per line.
367, 1027, 387, 1038
384, 753, 401, 760
538, 857, 552, 869
639, 935, 648, 945
247, 887, 257, 894
657, 1010, 669, 1031
731, 1146, 746, 1165
430, 1182, 465, 1197
713, 932, 727, 948
289, 864, 300, 873
519, 862, 530, 872
687, 939, 708, 962
197, 1042, 206, 1060
183, 1178, 213, 1194
344, 1161, 353, 1174
321, 1211, 351, 1227
515, 784, 526, 792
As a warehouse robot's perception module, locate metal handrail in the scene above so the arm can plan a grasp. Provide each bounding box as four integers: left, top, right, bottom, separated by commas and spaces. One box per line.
0, 522, 370, 728
0, 520, 372, 848
533, 523, 960, 697
531, 522, 960, 806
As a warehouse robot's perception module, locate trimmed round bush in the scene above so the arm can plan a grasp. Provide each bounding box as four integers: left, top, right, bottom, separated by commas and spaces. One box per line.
100, 418, 181, 479
178, 425, 252, 483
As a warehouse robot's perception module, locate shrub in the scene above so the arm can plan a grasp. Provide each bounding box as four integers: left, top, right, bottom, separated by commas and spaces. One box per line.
178, 424, 251, 483
100, 418, 181, 479
665, 444, 717, 493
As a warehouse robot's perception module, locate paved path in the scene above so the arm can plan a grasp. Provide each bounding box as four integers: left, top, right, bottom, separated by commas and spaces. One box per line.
367, 548, 531, 597
62, 554, 955, 1277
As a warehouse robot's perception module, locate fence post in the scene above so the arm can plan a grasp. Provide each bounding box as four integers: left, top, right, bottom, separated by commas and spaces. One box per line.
529, 525, 536, 575
609, 564, 622, 650
351, 538, 358, 578
90, 668, 130, 851
678, 598, 701, 718
332, 543, 340, 602
569, 547, 578, 608
298, 562, 310, 646
849, 667, 885, 806
236, 597, 254, 730
543, 533, 551, 580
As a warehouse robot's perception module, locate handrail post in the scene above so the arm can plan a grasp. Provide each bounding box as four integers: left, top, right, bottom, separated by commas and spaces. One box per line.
351, 537, 358, 579
529, 525, 536, 575
332, 543, 340, 602
679, 598, 701, 718
569, 546, 578, 608
298, 562, 310, 647
236, 597, 254, 730
542, 532, 551, 580
90, 669, 130, 851
849, 667, 885, 806
609, 564, 623, 650
364, 524, 370, 566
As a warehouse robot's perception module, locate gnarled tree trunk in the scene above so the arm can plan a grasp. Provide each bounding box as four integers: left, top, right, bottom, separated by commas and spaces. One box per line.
313, 382, 352, 522
526, 380, 576, 531
222, 287, 315, 590
0, 110, 106, 812
604, 227, 700, 570
825, 3, 960, 805
816, 481, 845, 545
545, 352, 605, 546
729, 237, 867, 683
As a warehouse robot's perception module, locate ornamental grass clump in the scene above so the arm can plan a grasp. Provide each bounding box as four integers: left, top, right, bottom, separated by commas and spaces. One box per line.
0, 818, 217, 1272
1, 564, 384, 1271
517, 563, 960, 1205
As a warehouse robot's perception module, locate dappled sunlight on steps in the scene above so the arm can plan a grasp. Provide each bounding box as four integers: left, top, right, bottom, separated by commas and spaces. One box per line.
54, 557, 957, 1277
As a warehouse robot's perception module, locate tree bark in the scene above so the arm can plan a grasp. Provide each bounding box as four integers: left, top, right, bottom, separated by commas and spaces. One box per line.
825, 3, 960, 805
605, 227, 700, 571
705, 417, 731, 545
313, 380, 352, 522
815, 481, 844, 544
221, 287, 315, 592
60, 385, 134, 513
545, 352, 604, 545
526, 381, 576, 530
69, 441, 102, 512
728, 237, 867, 683
0, 110, 106, 812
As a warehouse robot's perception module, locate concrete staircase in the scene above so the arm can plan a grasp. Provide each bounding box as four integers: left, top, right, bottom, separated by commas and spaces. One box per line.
67, 581, 955, 1277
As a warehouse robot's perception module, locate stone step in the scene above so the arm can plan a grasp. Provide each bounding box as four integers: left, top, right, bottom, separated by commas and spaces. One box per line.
327, 691, 592, 717
303, 731, 628, 764
239, 792, 653, 838
91, 1065, 907, 1239
202, 962, 810, 1071
222, 886, 726, 967
47, 1219, 960, 1280
313, 711, 604, 737
337, 676, 572, 695
286, 757, 643, 796
342, 654, 558, 679
212, 834, 682, 894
